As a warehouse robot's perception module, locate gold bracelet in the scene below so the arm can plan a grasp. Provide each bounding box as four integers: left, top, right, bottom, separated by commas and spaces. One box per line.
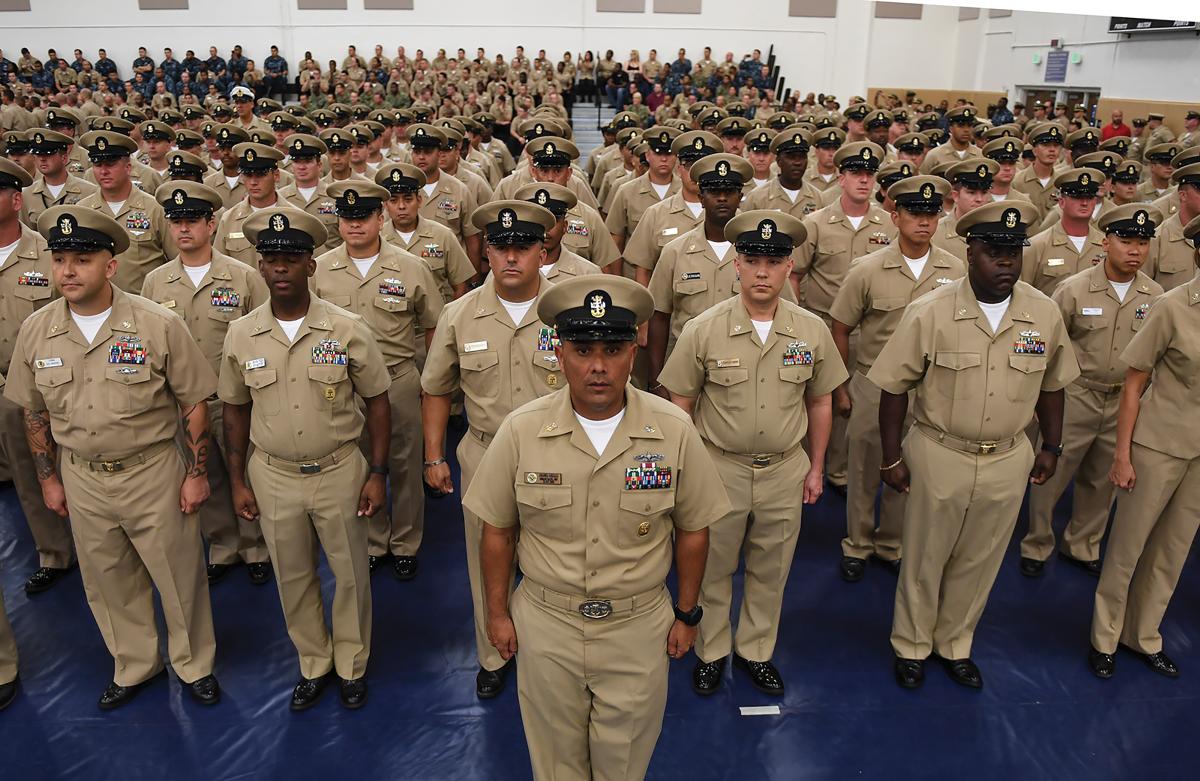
880, 457, 903, 471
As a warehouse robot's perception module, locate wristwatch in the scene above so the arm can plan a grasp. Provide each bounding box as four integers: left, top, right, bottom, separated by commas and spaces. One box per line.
1041, 442, 1064, 456
369, 464, 389, 476
673, 603, 703, 626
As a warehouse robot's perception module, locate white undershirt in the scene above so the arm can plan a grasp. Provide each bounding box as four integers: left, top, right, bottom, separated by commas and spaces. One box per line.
781, 186, 800, 203
1092, 203, 1103, 219
183, 262, 210, 287
1110, 279, 1133, 302
991, 193, 1008, 202
650, 181, 670, 200
575, 408, 625, 456
752, 177, 769, 189
1067, 234, 1086, 253
422, 182, 437, 198
277, 316, 304, 342
297, 185, 316, 203
106, 200, 125, 216
707, 240, 732, 260
846, 215, 864, 230
225, 175, 240, 190
397, 230, 415, 245
72, 307, 111, 344
1037, 176, 1051, 188
45, 181, 65, 200
751, 319, 772, 342
684, 200, 702, 218
352, 253, 378, 278
978, 296, 1011, 333
820, 172, 835, 183
0, 239, 19, 269
500, 296, 535, 327
903, 250, 929, 280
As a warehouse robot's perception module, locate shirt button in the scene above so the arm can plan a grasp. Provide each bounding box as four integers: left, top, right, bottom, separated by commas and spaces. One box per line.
592, 500, 599, 507
590, 570, 597, 576
515, 387, 522, 392
294, 404, 300, 409
592, 537, 599, 543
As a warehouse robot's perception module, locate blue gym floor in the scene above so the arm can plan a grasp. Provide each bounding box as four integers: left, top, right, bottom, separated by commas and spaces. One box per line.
1, 426, 1197, 780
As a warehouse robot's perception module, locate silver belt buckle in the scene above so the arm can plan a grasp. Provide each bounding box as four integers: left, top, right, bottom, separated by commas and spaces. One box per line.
579, 599, 613, 620
300, 462, 322, 474
751, 455, 771, 468
978, 442, 997, 455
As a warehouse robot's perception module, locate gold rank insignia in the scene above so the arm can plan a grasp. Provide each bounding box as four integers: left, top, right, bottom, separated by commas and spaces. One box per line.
1135, 210, 1147, 225
861, 147, 871, 160
346, 190, 357, 205
59, 215, 74, 235
544, 142, 555, 155
500, 209, 514, 228
977, 164, 988, 177
293, 138, 304, 151
96, 137, 107, 151
921, 183, 933, 199
272, 213, 287, 232
900, 163, 911, 175
172, 155, 182, 167
694, 137, 704, 150
331, 133, 341, 144
1080, 172, 1090, 186
245, 149, 256, 162
760, 220, 774, 240
638, 522, 651, 537
174, 190, 185, 205
1005, 141, 1016, 153
546, 374, 557, 387
324, 387, 336, 400
590, 293, 606, 318
33, 132, 43, 144
1104, 155, 1113, 168
536, 190, 548, 205
391, 169, 402, 182
717, 161, 729, 177
1004, 209, 1018, 228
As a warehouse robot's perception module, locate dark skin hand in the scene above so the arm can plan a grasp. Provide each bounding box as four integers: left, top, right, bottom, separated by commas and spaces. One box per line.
1029, 388, 1063, 485
878, 390, 910, 494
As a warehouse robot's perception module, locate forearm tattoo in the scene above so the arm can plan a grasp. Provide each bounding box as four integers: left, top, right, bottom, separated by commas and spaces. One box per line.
22, 408, 58, 481
180, 403, 210, 478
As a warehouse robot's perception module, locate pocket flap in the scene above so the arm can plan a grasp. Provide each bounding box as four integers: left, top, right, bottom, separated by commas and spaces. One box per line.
461, 350, 499, 372
533, 352, 560, 372
779, 365, 813, 384
870, 297, 906, 312
515, 483, 573, 510
934, 351, 981, 371
207, 307, 240, 322
104, 365, 152, 385
373, 296, 410, 313
619, 489, 675, 515
707, 367, 749, 386
673, 278, 709, 296
244, 368, 278, 388
35, 366, 73, 388
11, 285, 52, 302
1008, 354, 1047, 374
308, 365, 349, 384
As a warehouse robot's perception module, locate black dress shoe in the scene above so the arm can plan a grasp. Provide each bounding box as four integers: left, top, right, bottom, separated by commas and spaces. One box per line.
1088, 647, 1115, 679
1019, 557, 1045, 578
368, 554, 387, 574
840, 556, 866, 583
692, 657, 727, 696
24, 564, 74, 595
937, 656, 983, 689
827, 481, 848, 499
340, 677, 368, 709
187, 674, 221, 705
0, 677, 16, 711
1122, 646, 1180, 679
247, 562, 272, 585
476, 661, 511, 700
98, 671, 162, 711
290, 674, 330, 711
393, 556, 418, 581
206, 563, 234, 584
1058, 551, 1101, 576
733, 654, 784, 696
873, 556, 901, 576
894, 657, 925, 689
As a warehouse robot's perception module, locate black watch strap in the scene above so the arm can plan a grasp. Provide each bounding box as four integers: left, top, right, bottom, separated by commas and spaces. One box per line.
674, 603, 703, 627
369, 464, 389, 475
1040, 442, 1063, 456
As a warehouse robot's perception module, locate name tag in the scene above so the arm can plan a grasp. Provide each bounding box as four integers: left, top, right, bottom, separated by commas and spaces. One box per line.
35, 357, 63, 369
245, 358, 267, 370
715, 358, 740, 368
1081, 307, 1103, 316
161, 299, 176, 309
662, 227, 678, 236
228, 231, 244, 240
1047, 258, 1065, 267
463, 340, 488, 353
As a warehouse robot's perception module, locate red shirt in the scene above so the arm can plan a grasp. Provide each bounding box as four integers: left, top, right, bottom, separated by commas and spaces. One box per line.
1101, 122, 1131, 140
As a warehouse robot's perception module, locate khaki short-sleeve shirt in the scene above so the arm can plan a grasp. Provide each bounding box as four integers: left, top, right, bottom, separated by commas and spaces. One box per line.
78, 186, 177, 293
561, 202, 620, 269
623, 193, 704, 274
1119, 275, 1200, 460
829, 243, 965, 372
462, 387, 731, 598
140, 252, 270, 375
867, 279, 1080, 443
1146, 213, 1198, 293
795, 200, 897, 317
419, 173, 480, 244
660, 296, 848, 454
1021, 222, 1107, 297
217, 297, 391, 461
605, 173, 681, 242
382, 216, 476, 302
4, 286, 217, 461
0, 226, 57, 370
742, 177, 823, 221
279, 181, 342, 254
542, 249, 601, 281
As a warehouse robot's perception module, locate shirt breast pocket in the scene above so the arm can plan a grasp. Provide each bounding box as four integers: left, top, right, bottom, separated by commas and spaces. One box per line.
326, 294, 353, 309
33, 366, 73, 416
243, 368, 280, 415
778, 365, 812, 407
1007, 354, 1047, 401
515, 483, 573, 542
373, 296, 411, 335
104, 365, 156, 416
460, 350, 500, 399
222, 234, 253, 257
11, 285, 53, 306
931, 351, 982, 400
870, 297, 906, 314
705, 367, 751, 411
815, 241, 845, 264
308, 365, 350, 412
617, 489, 674, 549
207, 307, 240, 323
673, 277, 710, 317
1040, 259, 1072, 278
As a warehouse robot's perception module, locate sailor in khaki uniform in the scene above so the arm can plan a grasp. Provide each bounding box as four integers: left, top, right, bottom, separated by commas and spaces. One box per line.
465, 275, 729, 781
141, 181, 272, 586
421, 201, 563, 700
376, 163, 477, 301
606, 128, 682, 255
1022, 168, 1107, 297
793, 141, 897, 493
646, 153, 754, 377
203, 124, 251, 208
919, 106, 982, 174
661, 211, 844, 697
20, 129, 97, 228
1012, 123, 1065, 216
1146, 163, 1200, 292
313, 182, 443, 579
1136, 143, 1178, 203
6, 206, 222, 710
0, 158, 76, 594
1088, 214, 1200, 682
278, 134, 341, 254
408, 124, 483, 272
829, 176, 965, 583
931, 160, 999, 263
514, 183, 601, 280
870, 201, 1078, 690
804, 127, 845, 195
213, 143, 286, 266
219, 206, 392, 711
76, 131, 176, 293
1021, 205, 1164, 577
743, 128, 823, 218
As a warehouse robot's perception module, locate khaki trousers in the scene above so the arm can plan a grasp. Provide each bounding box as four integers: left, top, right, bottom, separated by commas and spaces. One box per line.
1090, 443, 1200, 655
60, 443, 216, 687
891, 428, 1034, 660
458, 429, 512, 672
0, 395, 75, 569
812, 313, 852, 486
511, 581, 673, 781
695, 446, 807, 664
249, 445, 372, 680
367, 365, 424, 557
1023, 383, 1119, 561
0, 582, 16, 684
842, 371, 906, 561
199, 400, 268, 566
